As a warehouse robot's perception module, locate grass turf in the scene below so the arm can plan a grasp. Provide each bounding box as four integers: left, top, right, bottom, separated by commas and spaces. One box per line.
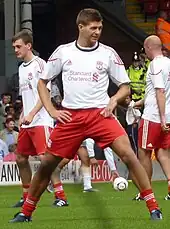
0, 182, 170, 229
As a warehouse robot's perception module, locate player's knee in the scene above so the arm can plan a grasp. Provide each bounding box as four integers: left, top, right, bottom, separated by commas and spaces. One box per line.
78, 148, 90, 166
155, 150, 166, 162
38, 156, 58, 177
38, 160, 53, 177
16, 154, 29, 166
57, 158, 70, 169
138, 148, 150, 162
120, 149, 137, 166
80, 157, 90, 166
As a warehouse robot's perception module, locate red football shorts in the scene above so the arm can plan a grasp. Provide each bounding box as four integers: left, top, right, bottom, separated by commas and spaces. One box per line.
17, 126, 52, 156
46, 108, 126, 159
138, 119, 170, 150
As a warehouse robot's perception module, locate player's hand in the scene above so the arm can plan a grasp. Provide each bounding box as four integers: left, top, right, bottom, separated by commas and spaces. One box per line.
100, 97, 117, 117
22, 113, 34, 125
161, 123, 170, 132
51, 110, 72, 124
90, 157, 98, 167
161, 116, 170, 132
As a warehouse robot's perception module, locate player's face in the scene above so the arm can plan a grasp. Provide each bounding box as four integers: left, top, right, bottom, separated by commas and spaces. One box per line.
12, 39, 32, 59
144, 43, 152, 60
80, 21, 103, 46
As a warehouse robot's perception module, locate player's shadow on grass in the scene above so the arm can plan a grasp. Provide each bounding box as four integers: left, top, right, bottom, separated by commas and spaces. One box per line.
71, 184, 114, 229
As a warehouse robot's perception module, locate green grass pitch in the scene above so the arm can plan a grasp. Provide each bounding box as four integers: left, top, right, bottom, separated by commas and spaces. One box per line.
0, 182, 170, 229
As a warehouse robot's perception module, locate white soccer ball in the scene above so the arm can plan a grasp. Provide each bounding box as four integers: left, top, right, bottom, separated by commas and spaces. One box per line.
113, 177, 128, 191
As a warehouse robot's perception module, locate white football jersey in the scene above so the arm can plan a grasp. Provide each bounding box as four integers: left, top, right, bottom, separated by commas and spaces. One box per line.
142, 55, 170, 123
19, 56, 54, 128
41, 41, 130, 109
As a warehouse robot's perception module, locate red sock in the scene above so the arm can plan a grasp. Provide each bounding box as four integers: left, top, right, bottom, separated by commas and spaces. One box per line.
53, 182, 67, 200
168, 179, 170, 194
140, 189, 159, 212
22, 184, 30, 201
22, 195, 39, 217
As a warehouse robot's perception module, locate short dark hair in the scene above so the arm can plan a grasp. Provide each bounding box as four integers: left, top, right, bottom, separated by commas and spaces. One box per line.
76, 8, 103, 26
1, 92, 12, 99
5, 118, 15, 124
12, 30, 33, 46
5, 105, 14, 114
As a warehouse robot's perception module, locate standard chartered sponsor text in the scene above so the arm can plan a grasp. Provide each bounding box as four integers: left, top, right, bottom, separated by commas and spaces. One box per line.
68, 70, 92, 81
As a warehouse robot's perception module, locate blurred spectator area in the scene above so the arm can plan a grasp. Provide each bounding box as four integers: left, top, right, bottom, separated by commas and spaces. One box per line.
126, 0, 170, 34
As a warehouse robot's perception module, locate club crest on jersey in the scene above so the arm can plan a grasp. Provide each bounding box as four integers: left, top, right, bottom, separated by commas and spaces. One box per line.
96, 61, 103, 70
28, 72, 33, 80
66, 60, 72, 65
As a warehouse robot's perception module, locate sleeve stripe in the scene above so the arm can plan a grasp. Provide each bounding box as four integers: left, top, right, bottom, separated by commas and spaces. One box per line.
48, 58, 61, 62
114, 61, 124, 66
150, 69, 162, 76
35, 58, 44, 73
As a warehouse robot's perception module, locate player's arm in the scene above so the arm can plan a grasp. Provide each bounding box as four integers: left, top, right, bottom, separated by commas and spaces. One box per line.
150, 62, 169, 131
38, 47, 72, 124
134, 99, 144, 108
111, 83, 130, 103
155, 88, 167, 128
85, 138, 98, 166
22, 62, 50, 125
18, 109, 24, 127
101, 51, 130, 117
29, 99, 43, 117
38, 79, 56, 116
26, 82, 51, 119
85, 138, 95, 158
22, 99, 43, 125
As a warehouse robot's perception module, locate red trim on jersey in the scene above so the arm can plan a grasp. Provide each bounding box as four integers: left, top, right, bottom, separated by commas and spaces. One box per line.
48, 42, 73, 61
114, 61, 124, 66
99, 43, 124, 65
35, 58, 44, 73
47, 58, 61, 62
150, 69, 162, 75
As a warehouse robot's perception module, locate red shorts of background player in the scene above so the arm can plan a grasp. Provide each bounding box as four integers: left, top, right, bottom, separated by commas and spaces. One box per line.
138, 119, 170, 150
46, 108, 127, 159
17, 126, 52, 156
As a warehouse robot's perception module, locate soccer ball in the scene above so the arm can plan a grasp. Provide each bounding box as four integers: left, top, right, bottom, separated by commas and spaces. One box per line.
113, 177, 128, 191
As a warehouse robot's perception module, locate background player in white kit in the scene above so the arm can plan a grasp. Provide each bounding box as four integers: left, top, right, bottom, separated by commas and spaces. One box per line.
133, 35, 170, 201
11, 30, 56, 207
10, 9, 162, 223
85, 138, 119, 181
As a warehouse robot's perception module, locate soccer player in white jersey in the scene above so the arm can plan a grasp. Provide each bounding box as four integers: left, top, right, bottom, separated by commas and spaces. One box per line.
10, 9, 162, 223
133, 35, 170, 201
11, 30, 57, 207
85, 138, 119, 181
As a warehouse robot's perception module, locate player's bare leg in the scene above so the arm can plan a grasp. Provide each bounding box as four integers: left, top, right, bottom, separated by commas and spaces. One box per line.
155, 148, 170, 200
110, 135, 161, 219
132, 148, 152, 201
138, 148, 153, 182
10, 153, 63, 222
50, 158, 69, 206
13, 154, 32, 207
40, 154, 69, 206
